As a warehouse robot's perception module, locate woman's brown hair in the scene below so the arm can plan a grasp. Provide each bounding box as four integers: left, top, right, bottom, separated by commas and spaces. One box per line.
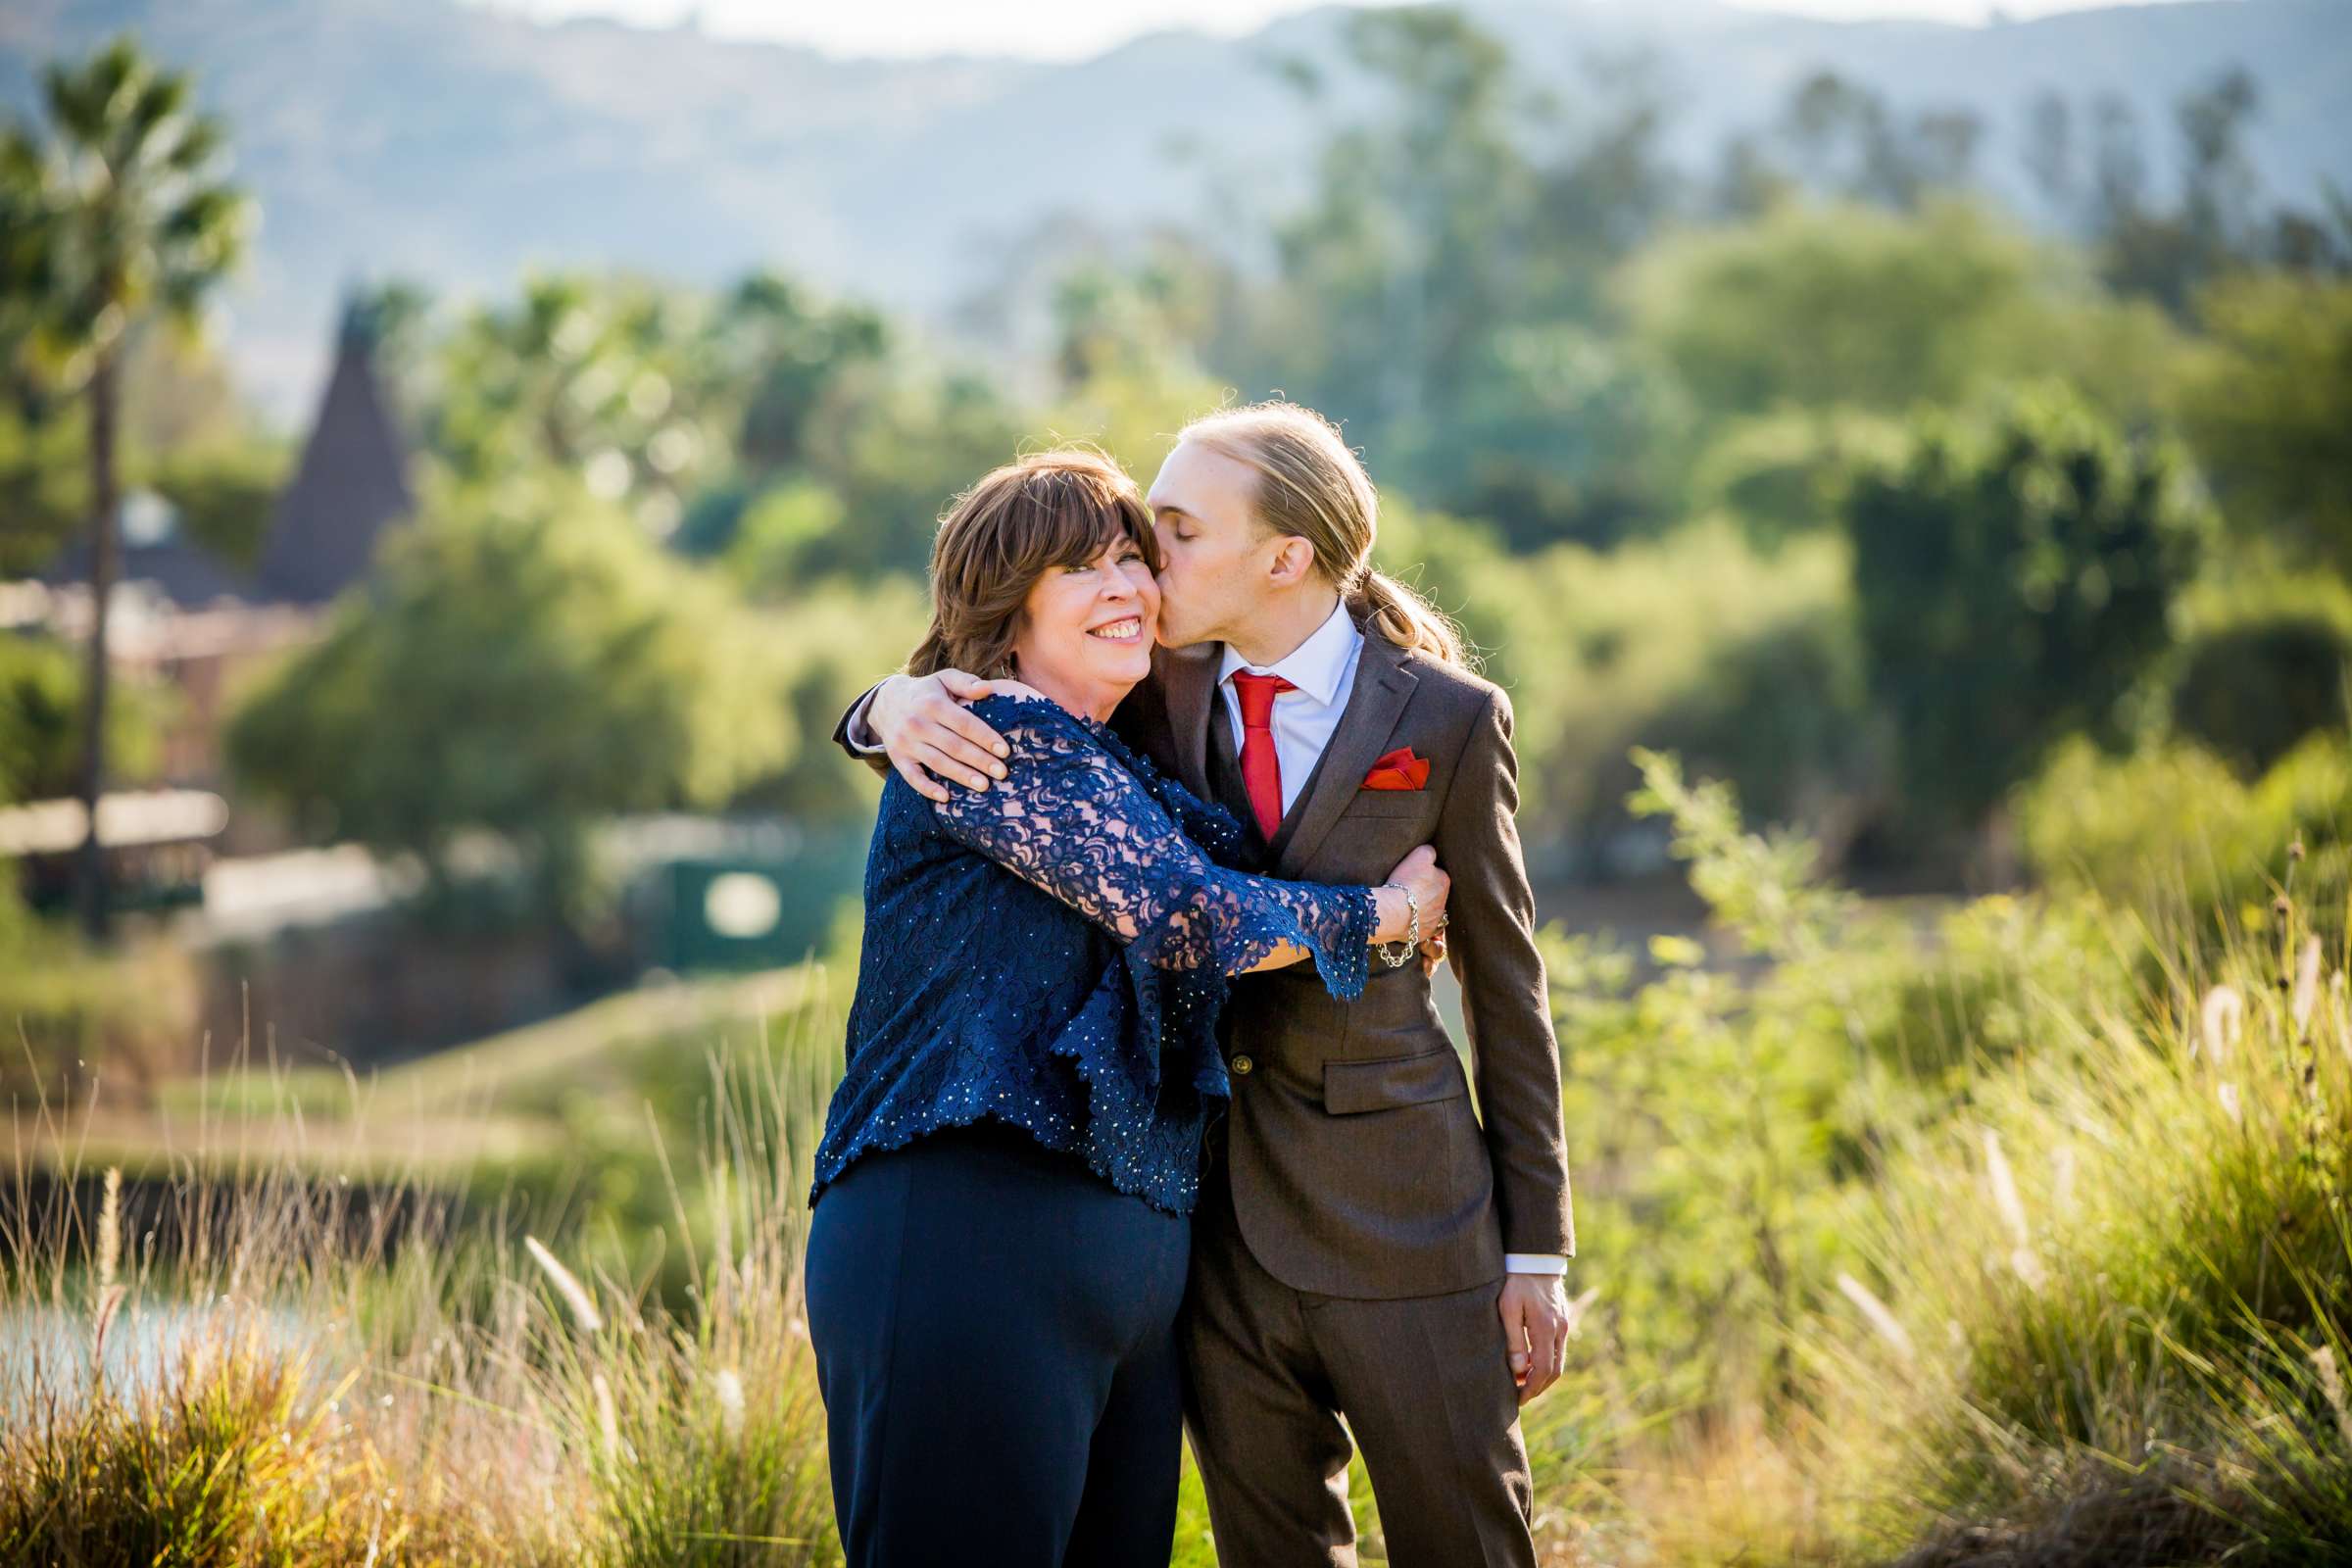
907, 448, 1161, 680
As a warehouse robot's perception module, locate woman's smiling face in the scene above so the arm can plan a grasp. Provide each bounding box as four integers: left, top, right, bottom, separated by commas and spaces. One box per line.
1010, 530, 1162, 719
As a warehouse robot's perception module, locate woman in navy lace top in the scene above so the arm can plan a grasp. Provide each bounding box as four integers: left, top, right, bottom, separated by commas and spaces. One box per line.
803, 450, 1446, 1567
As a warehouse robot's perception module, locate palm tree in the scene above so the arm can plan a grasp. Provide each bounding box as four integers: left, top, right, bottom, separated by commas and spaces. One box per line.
1, 35, 250, 941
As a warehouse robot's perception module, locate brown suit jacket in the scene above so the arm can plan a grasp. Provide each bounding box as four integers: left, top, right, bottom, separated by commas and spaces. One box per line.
833, 604, 1575, 1299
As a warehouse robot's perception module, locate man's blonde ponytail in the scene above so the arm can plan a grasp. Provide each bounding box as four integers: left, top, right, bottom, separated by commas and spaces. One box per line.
1354, 564, 1465, 666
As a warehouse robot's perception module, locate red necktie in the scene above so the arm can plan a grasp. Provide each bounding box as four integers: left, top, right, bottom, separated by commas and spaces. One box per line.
1230, 671, 1296, 843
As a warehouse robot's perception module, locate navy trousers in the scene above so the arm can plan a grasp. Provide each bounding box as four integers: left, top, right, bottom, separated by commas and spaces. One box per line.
804, 1119, 1192, 1567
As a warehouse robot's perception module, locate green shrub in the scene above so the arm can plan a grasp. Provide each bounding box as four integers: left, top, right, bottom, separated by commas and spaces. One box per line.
2172, 613, 2350, 778
2017, 731, 2352, 923
0, 1316, 503, 1567
0, 630, 170, 807
1842, 380, 2211, 844
1548, 747, 2349, 1563
1403, 514, 1855, 848
1688, 406, 1909, 551
1801, 847, 2352, 1563
1544, 749, 2137, 1433
2159, 558, 2352, 780
224, 472, 796, 930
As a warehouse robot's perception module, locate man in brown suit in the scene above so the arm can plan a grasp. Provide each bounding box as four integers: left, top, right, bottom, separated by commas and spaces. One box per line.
836, 402, 1576, 1567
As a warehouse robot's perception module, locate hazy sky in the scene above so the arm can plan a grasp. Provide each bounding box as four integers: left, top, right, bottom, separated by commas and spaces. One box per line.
470, 0, 2212, 62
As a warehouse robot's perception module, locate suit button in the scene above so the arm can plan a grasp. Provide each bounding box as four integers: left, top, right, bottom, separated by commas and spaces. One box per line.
1231, 1054, 1254, 1076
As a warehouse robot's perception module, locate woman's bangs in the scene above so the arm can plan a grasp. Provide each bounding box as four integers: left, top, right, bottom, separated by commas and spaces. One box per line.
1037, 485, 1152, 573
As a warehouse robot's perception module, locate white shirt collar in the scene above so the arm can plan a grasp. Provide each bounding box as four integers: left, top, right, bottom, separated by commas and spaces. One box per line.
1217, 596, 1361, 709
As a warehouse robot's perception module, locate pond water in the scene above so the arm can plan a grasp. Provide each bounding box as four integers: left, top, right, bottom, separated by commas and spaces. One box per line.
0, 1299, 327, 1405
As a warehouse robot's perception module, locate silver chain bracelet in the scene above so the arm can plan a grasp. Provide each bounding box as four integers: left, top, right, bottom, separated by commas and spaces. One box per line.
1374, 879, 1419, 969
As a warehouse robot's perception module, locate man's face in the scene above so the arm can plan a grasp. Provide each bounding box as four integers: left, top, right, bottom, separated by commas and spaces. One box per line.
1145, 439, 1281, 649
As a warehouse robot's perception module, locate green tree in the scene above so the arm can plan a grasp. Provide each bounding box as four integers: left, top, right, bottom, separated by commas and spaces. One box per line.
1284, 5, 1526, 433
718, 270, 888, 477
412, 266, 1009, 582
429, 272, 727, 538
2169, 615, 2351, 779
1775, 70, 1984, 212
0, 396, 86, 578
1841, 383, 2209, 853
2096, 67, 2268, 315
2032, 69, 2351, 315
1624, 196, 2187, 534
1621, 196, 2041, 422
1028, 257, 1228, 483
224, 475, 794, 932
340, 276, 437, 426
144, 436, 290, 568
777, 363, 1021, 581
2176, 271, 2352, 579
0, 34, 250, 940
0, 631, 166, 807
1243, 9, 1679, 538
0, 322, 277, 579
716, 271, 1020, 579
720, 477, 849, 596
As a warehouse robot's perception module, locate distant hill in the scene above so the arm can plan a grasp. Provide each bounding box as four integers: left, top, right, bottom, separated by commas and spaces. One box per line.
2, 0, 2344, 426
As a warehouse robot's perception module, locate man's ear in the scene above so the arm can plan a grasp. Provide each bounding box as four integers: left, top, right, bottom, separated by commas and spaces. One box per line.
1267, 533, 1316, 586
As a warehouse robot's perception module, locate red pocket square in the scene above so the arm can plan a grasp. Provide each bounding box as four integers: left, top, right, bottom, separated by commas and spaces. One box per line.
1362, 747, 1430, 790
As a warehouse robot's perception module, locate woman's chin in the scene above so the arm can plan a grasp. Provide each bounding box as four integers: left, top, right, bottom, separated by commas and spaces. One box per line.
1084, 643, 1152, 684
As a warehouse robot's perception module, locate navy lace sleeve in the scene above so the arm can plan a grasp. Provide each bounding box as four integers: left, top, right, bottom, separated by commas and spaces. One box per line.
932, 694, 1376, 999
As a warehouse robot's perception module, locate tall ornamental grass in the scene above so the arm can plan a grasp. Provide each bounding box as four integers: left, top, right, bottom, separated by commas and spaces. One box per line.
1801, 839, 2351, 1565
0, 991, 842, 1567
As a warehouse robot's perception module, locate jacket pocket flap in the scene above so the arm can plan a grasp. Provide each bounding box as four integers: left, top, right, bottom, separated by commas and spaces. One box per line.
1322, 1048, 1468, 1114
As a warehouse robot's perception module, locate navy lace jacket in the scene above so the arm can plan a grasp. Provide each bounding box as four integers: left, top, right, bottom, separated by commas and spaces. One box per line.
809, 691, 1378, 1216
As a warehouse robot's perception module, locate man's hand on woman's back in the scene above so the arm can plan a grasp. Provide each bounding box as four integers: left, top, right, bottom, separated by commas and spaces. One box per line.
868, 668, 1024, 803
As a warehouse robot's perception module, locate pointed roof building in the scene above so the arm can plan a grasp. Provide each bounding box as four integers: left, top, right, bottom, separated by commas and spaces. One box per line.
252, 295, 415, 606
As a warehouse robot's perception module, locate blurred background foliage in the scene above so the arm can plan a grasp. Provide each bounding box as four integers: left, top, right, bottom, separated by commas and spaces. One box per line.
7, 8, 2341, 917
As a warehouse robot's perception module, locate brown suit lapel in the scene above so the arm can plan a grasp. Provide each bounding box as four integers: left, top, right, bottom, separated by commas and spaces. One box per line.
1270, 618, 1417, 877
1154, 641, 1221, 801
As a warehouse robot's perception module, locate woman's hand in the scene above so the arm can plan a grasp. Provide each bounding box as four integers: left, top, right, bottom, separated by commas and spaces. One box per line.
1419, 919, 1449, 976
1372, 845, 1449, 948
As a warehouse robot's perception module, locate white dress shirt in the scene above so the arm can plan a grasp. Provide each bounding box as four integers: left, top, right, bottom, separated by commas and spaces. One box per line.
849, 606, 1566, 1277
1216, 595, 1364, 821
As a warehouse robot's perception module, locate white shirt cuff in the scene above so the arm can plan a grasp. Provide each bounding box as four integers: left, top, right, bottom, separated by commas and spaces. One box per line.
1503, 1252, 1568, 1276
846, 686, 884, 755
